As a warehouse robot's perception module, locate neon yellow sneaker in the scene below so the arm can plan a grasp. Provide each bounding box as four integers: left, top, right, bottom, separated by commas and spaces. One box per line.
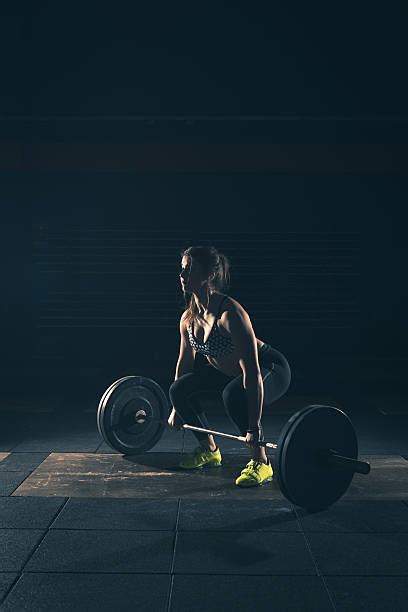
179, 445, 222, 469
235, 459, 273, 487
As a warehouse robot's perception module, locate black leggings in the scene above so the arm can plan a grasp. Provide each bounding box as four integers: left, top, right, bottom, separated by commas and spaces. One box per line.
168, 344, 291, 444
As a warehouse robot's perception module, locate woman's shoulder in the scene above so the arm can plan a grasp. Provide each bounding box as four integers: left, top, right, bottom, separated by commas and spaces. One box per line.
218, 294, 245, 316
180, 310, 192, 327
220, 293, 241, 308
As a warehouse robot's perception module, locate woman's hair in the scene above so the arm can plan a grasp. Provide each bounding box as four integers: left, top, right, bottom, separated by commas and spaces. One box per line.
180, 245, 231, 326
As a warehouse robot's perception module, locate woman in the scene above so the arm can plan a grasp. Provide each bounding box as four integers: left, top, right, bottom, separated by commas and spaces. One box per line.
168, 245, 291, 487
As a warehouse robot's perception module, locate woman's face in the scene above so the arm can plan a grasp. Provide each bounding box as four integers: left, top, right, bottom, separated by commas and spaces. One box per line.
179, 256, 209, 293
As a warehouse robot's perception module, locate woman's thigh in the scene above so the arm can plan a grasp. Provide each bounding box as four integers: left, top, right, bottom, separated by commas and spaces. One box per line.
261, 364, 291, 405
258, 344, 292, 405
169, 364, 233, 407
221, 362, 291, 411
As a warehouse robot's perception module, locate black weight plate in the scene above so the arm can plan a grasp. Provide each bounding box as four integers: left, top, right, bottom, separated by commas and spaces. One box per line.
276, 405, 358, 511
97, 376, 168, 454
97, 376, 135, 443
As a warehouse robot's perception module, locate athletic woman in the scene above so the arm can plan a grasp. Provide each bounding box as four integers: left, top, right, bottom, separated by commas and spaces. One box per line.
168, 245, 291, 487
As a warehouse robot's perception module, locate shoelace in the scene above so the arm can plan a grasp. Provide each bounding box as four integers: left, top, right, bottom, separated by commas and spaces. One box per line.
246, 460, 262, 469
241, 460, 267, 480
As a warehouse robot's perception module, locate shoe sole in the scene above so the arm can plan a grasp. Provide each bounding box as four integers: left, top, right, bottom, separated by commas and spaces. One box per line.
236, 475, 273, 487
179, 462, 222, 470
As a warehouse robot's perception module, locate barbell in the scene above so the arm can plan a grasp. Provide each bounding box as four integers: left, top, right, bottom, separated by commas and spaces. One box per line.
96, 375, 370, 512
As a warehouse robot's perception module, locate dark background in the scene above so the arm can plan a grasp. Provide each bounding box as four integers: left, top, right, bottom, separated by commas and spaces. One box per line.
1, 3, 407, 411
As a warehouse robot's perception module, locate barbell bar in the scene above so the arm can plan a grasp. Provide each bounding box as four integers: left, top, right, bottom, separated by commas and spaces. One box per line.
182, 424, 370, 475
97, 375, 371, 511
103, 408, 371, 476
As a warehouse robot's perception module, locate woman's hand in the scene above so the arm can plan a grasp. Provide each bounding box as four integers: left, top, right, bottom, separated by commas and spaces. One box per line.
167, 407, 184, 431
245, 425, 263, 447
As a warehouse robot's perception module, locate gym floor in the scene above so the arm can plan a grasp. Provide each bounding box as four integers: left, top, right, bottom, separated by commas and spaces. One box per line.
0, 394, 407, 611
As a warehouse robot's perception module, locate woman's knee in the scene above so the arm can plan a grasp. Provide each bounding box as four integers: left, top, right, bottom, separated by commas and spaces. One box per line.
169, 373, 194, 398
168, 373, 207, 416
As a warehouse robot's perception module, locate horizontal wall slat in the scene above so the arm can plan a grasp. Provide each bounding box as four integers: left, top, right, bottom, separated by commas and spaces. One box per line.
2, 142, 407, 173
31, 226, 361, 360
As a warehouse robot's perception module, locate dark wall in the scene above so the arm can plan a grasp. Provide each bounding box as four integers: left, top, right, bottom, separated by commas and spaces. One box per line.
1, 172, 407, 406
1, 3, 407, 410
2, 4, 408, 116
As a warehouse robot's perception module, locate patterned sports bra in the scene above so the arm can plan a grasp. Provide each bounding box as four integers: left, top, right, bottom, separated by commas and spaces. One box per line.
187, 296, 235, 358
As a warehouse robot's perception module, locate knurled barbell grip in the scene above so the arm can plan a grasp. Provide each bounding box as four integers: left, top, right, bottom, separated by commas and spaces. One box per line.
182, 424, 278, 449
